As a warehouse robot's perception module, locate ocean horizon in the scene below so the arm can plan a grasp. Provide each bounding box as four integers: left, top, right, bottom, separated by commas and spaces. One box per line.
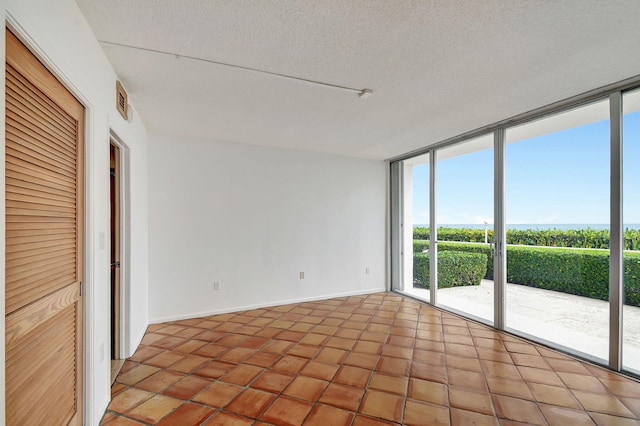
414, 223, 640, 231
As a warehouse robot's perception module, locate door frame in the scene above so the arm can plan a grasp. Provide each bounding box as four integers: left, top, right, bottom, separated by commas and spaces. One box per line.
109, 131, 130, 359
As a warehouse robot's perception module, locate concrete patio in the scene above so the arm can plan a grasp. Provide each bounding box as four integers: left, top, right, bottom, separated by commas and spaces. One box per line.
402, 280, 640, 374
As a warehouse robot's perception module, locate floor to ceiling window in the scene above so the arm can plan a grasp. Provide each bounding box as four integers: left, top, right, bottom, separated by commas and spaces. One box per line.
391, 80, 640, 377
392, 154, 430, 301
505, 99, 610, 363
396, 154, 430, 300
623, 88, 640, 374
436, 135, 493, 323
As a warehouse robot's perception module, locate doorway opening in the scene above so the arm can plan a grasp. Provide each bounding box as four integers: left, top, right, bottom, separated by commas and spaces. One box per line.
110, 141, 123, 382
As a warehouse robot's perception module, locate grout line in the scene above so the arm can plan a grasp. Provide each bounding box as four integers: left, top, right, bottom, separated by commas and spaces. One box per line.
105, 292, 640, 424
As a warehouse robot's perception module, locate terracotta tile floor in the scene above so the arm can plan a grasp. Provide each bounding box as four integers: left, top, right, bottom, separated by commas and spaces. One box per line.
101, 292, 640, 425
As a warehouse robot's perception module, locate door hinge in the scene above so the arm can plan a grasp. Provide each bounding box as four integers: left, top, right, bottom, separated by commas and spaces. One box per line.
80, 282, 83, 297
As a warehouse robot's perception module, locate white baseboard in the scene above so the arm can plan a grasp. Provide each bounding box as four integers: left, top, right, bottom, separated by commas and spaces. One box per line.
126, 324, 149, 358
149, 287, 386, 325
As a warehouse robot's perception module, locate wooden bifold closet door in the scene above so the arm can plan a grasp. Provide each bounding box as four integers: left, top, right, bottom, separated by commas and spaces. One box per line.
5, 29, 84, 425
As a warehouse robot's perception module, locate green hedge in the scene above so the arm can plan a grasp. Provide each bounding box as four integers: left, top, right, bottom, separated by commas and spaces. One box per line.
414, 228, 491, 243
413, 240, 640, 306
413, 250, 487, 289
413, 227, 640, 250
506, 246, 607, 300
413, 239, 429, 253
506, 246, 640, 306
414, 240, 494, 279
508, 228, 610, 249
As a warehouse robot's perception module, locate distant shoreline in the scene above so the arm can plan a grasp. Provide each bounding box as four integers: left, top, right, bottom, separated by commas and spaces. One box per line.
413, 224, 640, 231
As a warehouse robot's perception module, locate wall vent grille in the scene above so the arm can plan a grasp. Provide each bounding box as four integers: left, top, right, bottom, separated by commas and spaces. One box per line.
116, 80, 128, 120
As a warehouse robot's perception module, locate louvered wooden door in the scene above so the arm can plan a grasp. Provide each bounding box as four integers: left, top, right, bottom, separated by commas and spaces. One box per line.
5, 29, 84, 425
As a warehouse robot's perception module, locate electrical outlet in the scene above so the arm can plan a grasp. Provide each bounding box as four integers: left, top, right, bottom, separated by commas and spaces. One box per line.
366, 267, 370, 275
299, 272, 304, 279
213, 281, 220, 291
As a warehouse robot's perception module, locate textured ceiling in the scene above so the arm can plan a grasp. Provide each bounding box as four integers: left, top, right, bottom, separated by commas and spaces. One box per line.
75, 0, 640, 160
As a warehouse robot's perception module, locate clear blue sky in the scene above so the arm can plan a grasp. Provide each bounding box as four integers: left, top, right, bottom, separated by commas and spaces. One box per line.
411, 110, 640, 226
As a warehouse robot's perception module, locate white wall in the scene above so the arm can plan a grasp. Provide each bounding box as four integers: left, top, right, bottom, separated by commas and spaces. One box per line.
149, 134, 386, 322
2, 1, 150, 424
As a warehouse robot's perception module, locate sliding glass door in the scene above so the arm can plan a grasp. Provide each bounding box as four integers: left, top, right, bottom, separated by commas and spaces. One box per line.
395, 154, 431, 301
391, 81, 640, 376
623, 88, 640, 374
436, 135, 493, 323
504, 99, 610, 362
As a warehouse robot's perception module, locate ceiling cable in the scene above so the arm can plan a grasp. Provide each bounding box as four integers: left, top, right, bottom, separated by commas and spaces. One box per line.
99, 40, 373, 98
